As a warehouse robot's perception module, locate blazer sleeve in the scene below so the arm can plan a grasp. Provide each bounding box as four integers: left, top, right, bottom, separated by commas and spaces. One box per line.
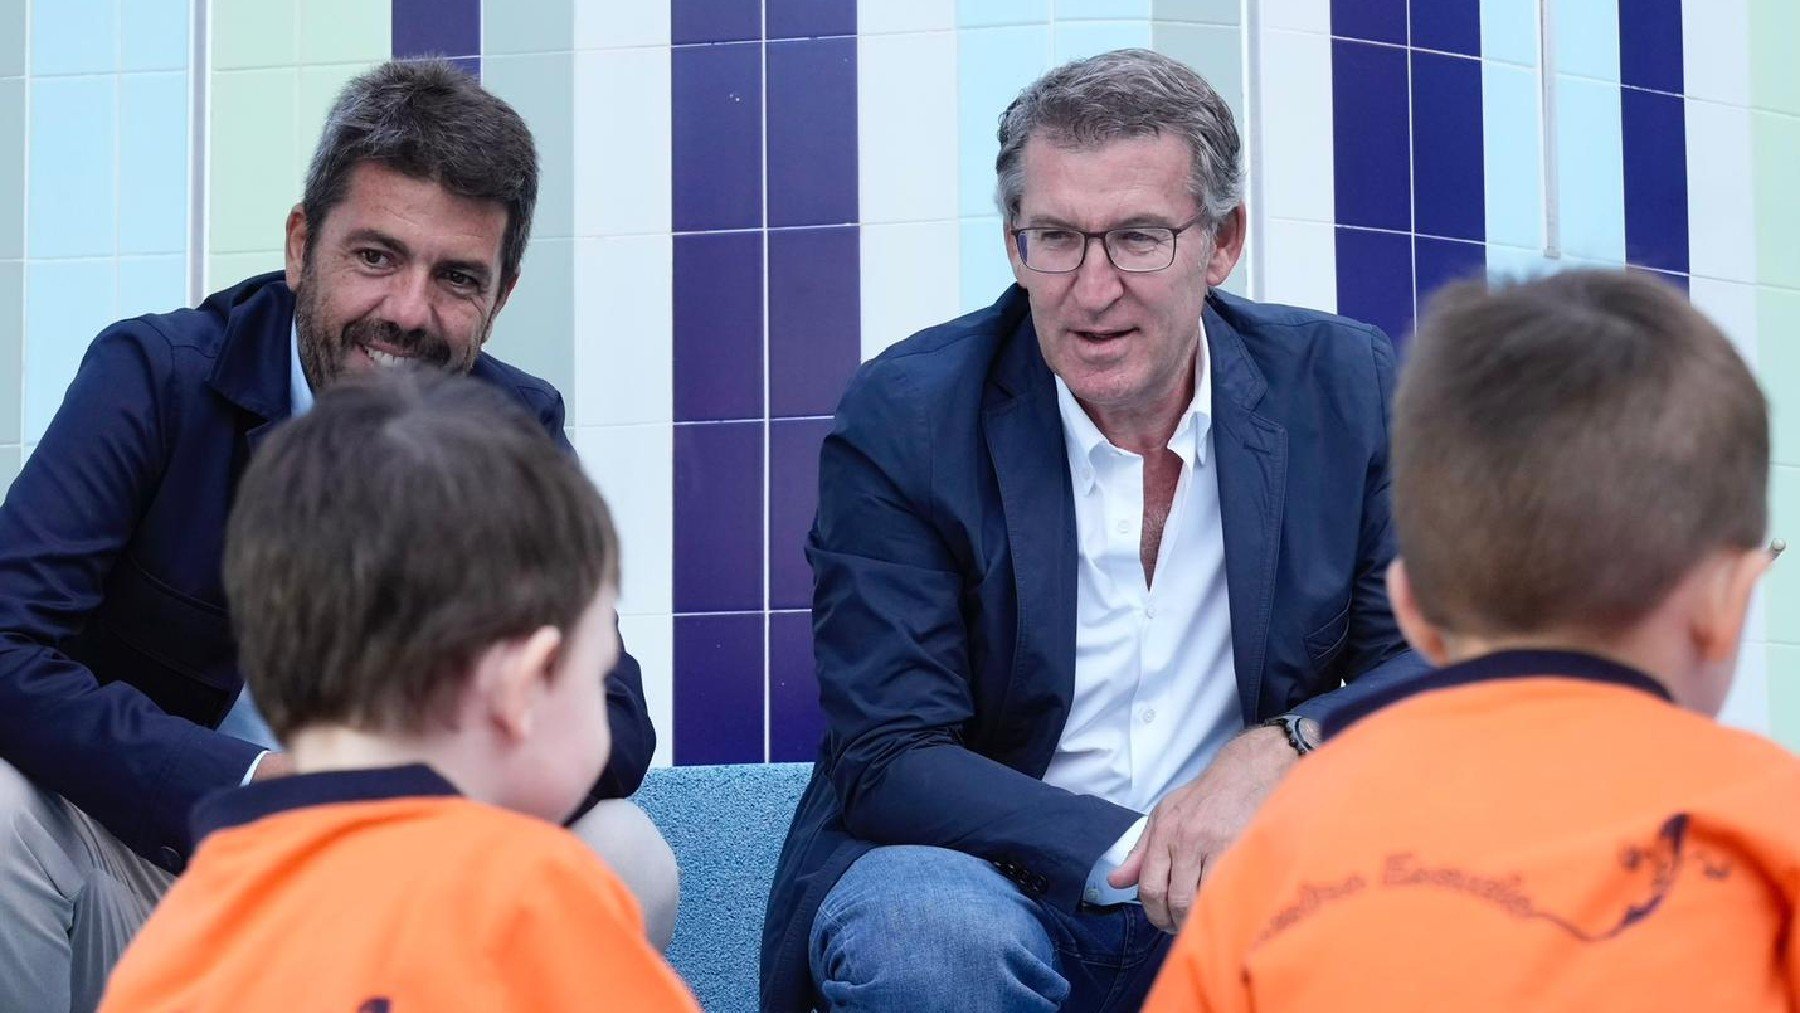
531, 388, 655, 803
0, 327, 261, 870
1291, 326, 1429, 725
811, 362, 1138, 913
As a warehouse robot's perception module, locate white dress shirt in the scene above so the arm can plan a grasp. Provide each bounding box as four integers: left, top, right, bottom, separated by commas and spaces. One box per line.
1043, 330, 1244, 904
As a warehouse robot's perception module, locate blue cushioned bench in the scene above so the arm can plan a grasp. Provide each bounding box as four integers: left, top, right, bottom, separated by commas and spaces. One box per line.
635, 762, 813, 1013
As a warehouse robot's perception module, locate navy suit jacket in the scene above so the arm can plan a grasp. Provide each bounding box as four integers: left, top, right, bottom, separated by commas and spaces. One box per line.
760, 286, 1426, 1010
0, 273, 654, 873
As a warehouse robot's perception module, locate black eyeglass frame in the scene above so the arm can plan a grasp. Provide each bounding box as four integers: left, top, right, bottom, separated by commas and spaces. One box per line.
1008, 215, 1210, 274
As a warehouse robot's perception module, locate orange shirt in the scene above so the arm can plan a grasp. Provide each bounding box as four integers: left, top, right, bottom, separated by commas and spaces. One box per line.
1145, 650, 1800, 1013
101, 764, 698, 1012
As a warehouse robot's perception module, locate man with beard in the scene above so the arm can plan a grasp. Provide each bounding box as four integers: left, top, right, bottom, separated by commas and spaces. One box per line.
0, 60, 671, 1012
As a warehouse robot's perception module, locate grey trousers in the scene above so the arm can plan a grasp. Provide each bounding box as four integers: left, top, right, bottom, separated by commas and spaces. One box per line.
0, 759, 679, 1013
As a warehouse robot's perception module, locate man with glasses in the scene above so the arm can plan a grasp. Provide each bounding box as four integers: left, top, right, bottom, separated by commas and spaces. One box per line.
761, 50, 1425, 1013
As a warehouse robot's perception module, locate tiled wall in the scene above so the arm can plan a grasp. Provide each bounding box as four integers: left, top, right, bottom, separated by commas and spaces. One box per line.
1, 0, 1795, 764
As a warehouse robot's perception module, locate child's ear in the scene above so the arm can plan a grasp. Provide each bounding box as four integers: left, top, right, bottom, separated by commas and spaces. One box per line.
1694, 547, 1772, 664
1388, 559, 1450, 667
473, 626, 563, 743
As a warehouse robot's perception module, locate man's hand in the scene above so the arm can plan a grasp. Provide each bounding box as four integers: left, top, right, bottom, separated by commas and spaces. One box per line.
1108, 725, 1298, 932
250, 751, 297, 782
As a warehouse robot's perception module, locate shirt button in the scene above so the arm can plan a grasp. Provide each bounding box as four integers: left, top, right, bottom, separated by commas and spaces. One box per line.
1116, 520, 1131, 534
1084, 886, 1100, 904
1145, 604, 1156, 619
1140, 707, 1156, 724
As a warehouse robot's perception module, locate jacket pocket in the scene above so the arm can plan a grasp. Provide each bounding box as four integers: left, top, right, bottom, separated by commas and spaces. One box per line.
1303, 603, 1351, 673
94, 558, 238, 690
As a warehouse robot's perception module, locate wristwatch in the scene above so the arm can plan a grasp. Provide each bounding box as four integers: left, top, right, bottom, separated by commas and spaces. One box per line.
1260, 713, 1320, 756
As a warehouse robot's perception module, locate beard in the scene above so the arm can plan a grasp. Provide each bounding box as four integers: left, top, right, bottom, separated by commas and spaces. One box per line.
292, 260, 491, 392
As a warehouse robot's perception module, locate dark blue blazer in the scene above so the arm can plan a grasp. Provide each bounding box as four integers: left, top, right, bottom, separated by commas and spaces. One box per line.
0, 273, 654, 872
760, 286, 1426, 1010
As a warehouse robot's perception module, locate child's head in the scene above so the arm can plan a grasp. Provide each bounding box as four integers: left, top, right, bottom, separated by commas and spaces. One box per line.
224, 368, 620, 821
1391, 269, 1771, 713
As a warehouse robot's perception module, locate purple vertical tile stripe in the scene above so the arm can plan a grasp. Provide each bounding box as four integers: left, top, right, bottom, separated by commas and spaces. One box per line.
1410, 51, 1485, 243
767, 36, 858, 227
673, 0, 763, 44
1621, 87, 1689, 275
674, 420, 765, 613
1413, 236, 1486, 313
769, 611, 826, 762
674, 613, 766, 764
768, 417, 832, 610
1409, 0, 1478, 56
1335, 226, 1416, 352
1619, 0, 1683, 94
392, 0, 480, 66
769, 226, 860, 418
1331, 0, 1406, 45
766, 0, 856, 40
673, 41, 763, 232
674, 230, 764, 421
1333, 40, 1412, 233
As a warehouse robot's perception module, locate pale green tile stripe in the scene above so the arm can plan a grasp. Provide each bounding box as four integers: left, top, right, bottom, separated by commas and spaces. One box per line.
1752, 0, 1800, 748
206, 5, 389, 275
1768, 645, 1800, 752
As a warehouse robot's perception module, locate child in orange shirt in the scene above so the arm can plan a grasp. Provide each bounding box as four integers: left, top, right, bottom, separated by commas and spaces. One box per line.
101, 370, 697, 1011
1145, 269, 1800, 1012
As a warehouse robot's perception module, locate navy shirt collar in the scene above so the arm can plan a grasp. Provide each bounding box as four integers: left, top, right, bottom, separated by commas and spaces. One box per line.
193, 763, 461, 842
1321, 649, 1673, 740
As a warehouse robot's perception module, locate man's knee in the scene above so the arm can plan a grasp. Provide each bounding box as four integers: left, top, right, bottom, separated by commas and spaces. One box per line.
811, 846, 1065, 1010
570, 799, 679, 951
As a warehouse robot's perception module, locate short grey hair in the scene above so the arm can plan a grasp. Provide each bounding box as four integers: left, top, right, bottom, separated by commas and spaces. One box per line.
302, 60, 539, 287
994, 49, 1243, 229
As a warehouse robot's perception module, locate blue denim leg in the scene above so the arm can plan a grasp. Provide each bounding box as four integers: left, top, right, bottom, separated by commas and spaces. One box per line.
809, 845, 1070, 1013
1042, 902, 1174, 1012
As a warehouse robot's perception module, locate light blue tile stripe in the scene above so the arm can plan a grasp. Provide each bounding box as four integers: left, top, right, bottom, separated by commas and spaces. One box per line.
958, 0, 1051, 28
1480, 0, 1538, 68
1554, 75, 1626, 262
24, 259, 115, 443
1052, 20, 1153, 63
1552, 0, 1619, 82
956, 24, 1051, 219
119, 72, 190, 256
1482, 62, 1541, 251
960, 216, 1014, 312
28, 0, 115, 77
27, 75, 116, 260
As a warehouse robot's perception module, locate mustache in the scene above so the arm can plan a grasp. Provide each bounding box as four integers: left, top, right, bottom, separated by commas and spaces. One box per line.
341, 318, 455, 367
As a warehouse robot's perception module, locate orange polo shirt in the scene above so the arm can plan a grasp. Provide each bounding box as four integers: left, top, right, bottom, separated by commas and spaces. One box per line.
1145, 650, 1800, 1013
101, 764, 698, 1012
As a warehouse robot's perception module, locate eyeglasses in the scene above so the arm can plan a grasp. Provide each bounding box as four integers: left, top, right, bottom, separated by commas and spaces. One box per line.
1010, 216, 1208, 274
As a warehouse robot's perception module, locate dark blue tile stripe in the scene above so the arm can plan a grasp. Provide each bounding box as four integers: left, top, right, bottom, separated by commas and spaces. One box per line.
1332, 40, 1412, 233
1619, 0, 1684, 95
1335, 227, 1416, 351
1414, 236, 1487, 317
666, 4, 863, 764
1621, 87, 1689, 274
1411, 51, 1485, 243
392, 0, 480, 75
674, 614, 766, 764
1409, 0, 1479, 57
1332, 0, 1406, 45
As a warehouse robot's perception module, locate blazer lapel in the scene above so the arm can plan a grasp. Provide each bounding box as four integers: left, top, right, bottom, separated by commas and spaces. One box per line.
1205, 299, 1288, 724
983, 308, 1079, 775
205, 274, 299, 470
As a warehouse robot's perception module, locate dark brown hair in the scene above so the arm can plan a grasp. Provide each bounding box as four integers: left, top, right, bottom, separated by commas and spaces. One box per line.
1394, 269, 1767, 637
224, 369, 618, 739
302, 59, 538, 287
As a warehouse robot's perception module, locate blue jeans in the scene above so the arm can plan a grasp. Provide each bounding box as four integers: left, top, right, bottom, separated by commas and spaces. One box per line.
810, 845, 1172, 1012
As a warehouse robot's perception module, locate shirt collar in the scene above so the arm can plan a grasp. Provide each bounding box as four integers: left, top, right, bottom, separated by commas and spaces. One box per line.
192, 763, 461, 842
289, 319, 314, 417
1319, 649, 1674, 740
1054, 323, 1213, 494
